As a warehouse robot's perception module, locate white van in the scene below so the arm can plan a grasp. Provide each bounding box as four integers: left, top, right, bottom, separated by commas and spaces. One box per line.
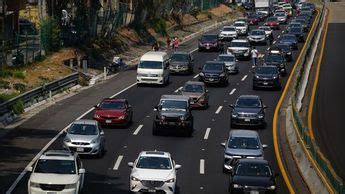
137, 51, 170, 86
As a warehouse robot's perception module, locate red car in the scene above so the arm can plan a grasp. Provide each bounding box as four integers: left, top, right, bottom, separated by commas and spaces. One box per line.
93, 98, 133, 127
264, 17, 280, 30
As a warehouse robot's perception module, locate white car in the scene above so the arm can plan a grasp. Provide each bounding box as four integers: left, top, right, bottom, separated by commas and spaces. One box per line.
27, 150, 85, 194
258, 26, 273, 37
219, 26, 238, 41
274, 12, 287, 24
233, 21, 248, 36
128, 151, 181, 194
227, 39, 251, 60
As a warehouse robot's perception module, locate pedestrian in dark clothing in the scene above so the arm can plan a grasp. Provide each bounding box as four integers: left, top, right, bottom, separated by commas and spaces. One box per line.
166, 36, 171, 49
269, 32, 274, 45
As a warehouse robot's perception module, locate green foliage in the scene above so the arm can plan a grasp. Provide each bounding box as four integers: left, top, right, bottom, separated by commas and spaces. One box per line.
0, 69, 13, 78
0, 69, 25, 79
0, 80, 10, 89
0, 93, 19, 101
13, 70, 25, 79
148, 18, 167, 36
12, 100, 24, 114
40, 17, 61, 52
13, 83, 27, 93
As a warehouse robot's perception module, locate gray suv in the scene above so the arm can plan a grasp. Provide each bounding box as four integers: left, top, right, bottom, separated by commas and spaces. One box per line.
221, 130, 267, 172
153, 95, 194, 136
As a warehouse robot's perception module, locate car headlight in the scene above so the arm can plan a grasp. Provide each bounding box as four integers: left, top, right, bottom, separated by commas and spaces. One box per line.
64, 137, 71, 143
280, 64, 284, 68
233, 184, 243, 188
94, 114, 100, 119
165, 178, 175, 183
232, 113, 238, 118
199, 72, 204, 77
220, 72, 226, 77
91, 138, 99, 144
180, 116, 186, 121
30, 181, 40, 188
287, 52, 292, 55
273, 76, 278, 79
131, 176, 140, 181
255, 75, 260, 79
118, 115, 125, 119
160, 115, 166, 120
267, 185, 276, 190
65, 183, 77, 189
257, 114, 264, 119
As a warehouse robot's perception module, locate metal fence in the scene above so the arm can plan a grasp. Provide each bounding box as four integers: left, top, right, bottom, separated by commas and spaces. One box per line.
290, 4, 345, 193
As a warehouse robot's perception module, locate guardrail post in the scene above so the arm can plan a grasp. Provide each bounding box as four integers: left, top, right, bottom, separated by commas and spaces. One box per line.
69, 58, 73, 69
49, 90, 52, 99
104, 67, 107, 80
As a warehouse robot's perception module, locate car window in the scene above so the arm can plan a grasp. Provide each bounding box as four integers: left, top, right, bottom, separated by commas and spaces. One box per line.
235, 163, 272, 177
136, 156, 172, 170
171, 54, 189, 62
218, 55, 235, 62
201, 35, 218, 41
250, 30, 265, 36
267, 17, 277, 22
34, 159, 76, 174
230, 41, 250, 47
68, 124, 98, 135
99, 101, 125, 109
234, 22, 245, 27
160, 100, 187, 111
265, 54, 284, 63
236, 98, 261, 108
282, 35, 296, 40
256, 67, 278, 74
138, 61, 163, 69
228, 137, 260, 149
203, 63, 224, 71
183, 84, 203, 93
223, 27, 236, 31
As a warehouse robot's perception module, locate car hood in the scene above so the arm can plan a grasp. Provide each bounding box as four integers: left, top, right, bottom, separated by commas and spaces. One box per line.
181, 92, 204, 98
200, 40, 217, 44
255, 73, 278, 79
289, 32, 302, 36
66, 134, 98, 142
132, 168, 174, 181
264, 61, 282, 66
160, 110, 187, 117
233, 107, 261, 114
249, 35, 265, 39
95, 109, 126, 117
30, 173, 79, 184
170, 61, 189, 66
228, 47, 249, 51
233, 175, 274, 187
220, 31, 237, 35
225, 148, 263, 157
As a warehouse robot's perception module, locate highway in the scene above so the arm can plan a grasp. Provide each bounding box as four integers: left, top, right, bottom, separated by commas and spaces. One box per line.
0, 13, 312, 194
312, 22, 345, 181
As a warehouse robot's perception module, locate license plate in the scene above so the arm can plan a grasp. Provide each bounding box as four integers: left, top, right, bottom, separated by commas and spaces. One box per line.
47, 192, 57, 194
76, 147, 84, 152
244, 118, 250, 122
250, 191, 259, 194
148, 189, 156, 192
106, 120, 112, 123
209, 78, 214, 81
263, 82, 268, 85
190, 101, 195, 104
168, 122, 176, 125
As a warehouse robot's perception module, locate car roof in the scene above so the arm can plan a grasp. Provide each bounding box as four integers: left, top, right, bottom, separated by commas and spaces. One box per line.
140, 150, 171, 158
72, 119, 98, 125
102, 98, 126, 102
172, 51, 189, 55
141, 51, 168, 62
185, 81, 205, 86
205, 61, 225, 65
230, 130, 259, 138
40, 150, 75, 161
238, 95, 260, 99
238, 158, 269, 164
161, 95, 189, 101
231, 39, 249, 43
223, 25, 235, 28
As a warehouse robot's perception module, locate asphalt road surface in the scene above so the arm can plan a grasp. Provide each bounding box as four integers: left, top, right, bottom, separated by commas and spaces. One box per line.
0, 15, 313, 194
313, 23, 345, 181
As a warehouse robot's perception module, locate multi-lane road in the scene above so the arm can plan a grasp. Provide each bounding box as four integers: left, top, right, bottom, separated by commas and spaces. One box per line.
0, 13, 313, 194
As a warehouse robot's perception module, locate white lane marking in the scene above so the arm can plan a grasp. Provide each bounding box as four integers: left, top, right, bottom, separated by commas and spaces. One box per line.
273, 41, 276, 44
241, 75, 248, 81
113, 155, 124, 170
6, 82, 138, 193
229, 88, 236, 95
215, 106, 223, 114
282, 30, 285, 33
191, 47, 199, 53
204, 128, 211, 140
278, 35, 281, 38
267, 47, 270, 51
193, 74, 199, 79
174, 86, 183, 93
133, 125, 143, 135
200, 159, 205, 174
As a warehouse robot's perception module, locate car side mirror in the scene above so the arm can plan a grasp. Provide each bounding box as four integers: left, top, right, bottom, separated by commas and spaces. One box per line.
154, 105, 159, 111
221, 142, 226, 147
229, 104, 234, 108
79, 168, 86, 174
224, 163, 233, 171
100, 130, 105, 136
128, 162, 134, 168
262, 144, 268, 148
27, 166, 33, 172
263, 105, 268, 109
175, 164, 182, 170
205, 90, 209, 93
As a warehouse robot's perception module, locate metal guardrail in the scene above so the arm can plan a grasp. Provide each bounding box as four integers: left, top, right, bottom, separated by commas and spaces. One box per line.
0, 72, 79, 117
291, 4, 345, 194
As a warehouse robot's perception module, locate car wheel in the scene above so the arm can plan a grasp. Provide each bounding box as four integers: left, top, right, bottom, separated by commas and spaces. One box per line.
97, 146, 104, 158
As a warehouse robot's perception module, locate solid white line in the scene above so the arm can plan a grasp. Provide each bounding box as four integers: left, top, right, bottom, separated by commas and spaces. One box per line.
229, 88, 236, 95
241, 75, 248, 81
204, 128, 211, 140
191, 47, 199, 53
113, 155, 124, 170
174, 86, 183, 93
133, 125, 143, 135
200, 159, 205, 174
215, 106, 223, 114
6, 82, 138, 193
193, 74, 199, 79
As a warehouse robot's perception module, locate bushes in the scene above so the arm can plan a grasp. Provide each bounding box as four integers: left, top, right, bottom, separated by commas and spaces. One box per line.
40, 17, 61, 52
0, 80, 10, 89
0, 93, 19, 102
0, 68, 26, 79
149, 18, 167, 36
12, 100, 24, 114
13, 83, 27, 93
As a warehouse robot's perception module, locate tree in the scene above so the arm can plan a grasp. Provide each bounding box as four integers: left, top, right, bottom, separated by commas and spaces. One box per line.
40, 17, 61, 52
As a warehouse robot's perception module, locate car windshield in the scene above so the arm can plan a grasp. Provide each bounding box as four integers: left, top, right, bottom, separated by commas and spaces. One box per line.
171, 53, 189, 62
183, 84, 203, 93
228, 137, 260, 149
230, 41, 250, 47
290, 27, 302, 33
139, 61, 162, 69
256, 66, 278, 74
289, 23, 301, 28
160, 100, 187, 111
259, 27, 270, 31
234, 22, 245, 27
282, 35, 296, 40
250, 30, 265, 36
68, 124, 98, 135
236, 98, 261, 108
34, 159, 76, 174
236, 162, 272, 177
223, 27, 236, 31
277, 44, 290, 51
267, 17, 277, 22
265, 54, 284, 63
275, 13, 285, 17
136, 156, 172, 169
201, 35, 217, 41
203, 63, 223, 71
296, 19, 307, 24
99, 101, 125, 109
218, 55, 235, 62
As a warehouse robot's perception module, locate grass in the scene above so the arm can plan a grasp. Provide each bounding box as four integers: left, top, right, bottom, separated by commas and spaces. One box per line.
0, 93, 19, 102
0, 68, 26, 79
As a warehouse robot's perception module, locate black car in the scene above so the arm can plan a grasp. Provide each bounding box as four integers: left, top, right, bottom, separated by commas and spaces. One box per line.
230, 95, 266, 128
153, 95, 193, 136
252, 65, 281, 90
287, 27, 304, 42
198, 34, 221, 51
264, 53, 287, 76
169, 51, 194, 74
199, 61, 229, 86
228, 159, 278, 194
274, 43, 293, 62
279, 34, 298, 50
293, 18, 309, 32
242, 2, 255, 10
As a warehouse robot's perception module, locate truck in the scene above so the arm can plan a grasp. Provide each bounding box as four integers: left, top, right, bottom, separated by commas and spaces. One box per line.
255, 0, 273, 16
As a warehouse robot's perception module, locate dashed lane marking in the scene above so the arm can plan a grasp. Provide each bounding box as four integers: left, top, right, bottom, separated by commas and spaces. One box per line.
193, 74, 199, 79
204, 128, 211, 140
113, 155, 124, 170
174, 87, 183, 93
215, 106, 223, 114
241, 75, 248, 81
133, 125, 143, 135
200, 159, 205, 174
229, 88, 236, 95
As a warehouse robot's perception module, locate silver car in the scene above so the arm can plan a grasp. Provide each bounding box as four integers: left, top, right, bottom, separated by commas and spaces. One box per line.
274, 12, 287, 24
247, 29, 267, 45
63, 119, 105, 157
221, 130, 267, 172
216, 54, 239, 74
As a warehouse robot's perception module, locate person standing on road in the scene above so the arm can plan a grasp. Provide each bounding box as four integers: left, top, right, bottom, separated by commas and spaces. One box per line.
166, 36, 171, 49
268, 32, 274, 45
251, 47, 259, 67
173, 37, 179, 51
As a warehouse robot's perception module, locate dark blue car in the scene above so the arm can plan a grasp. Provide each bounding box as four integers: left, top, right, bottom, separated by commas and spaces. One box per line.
279, 34, 298, 50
